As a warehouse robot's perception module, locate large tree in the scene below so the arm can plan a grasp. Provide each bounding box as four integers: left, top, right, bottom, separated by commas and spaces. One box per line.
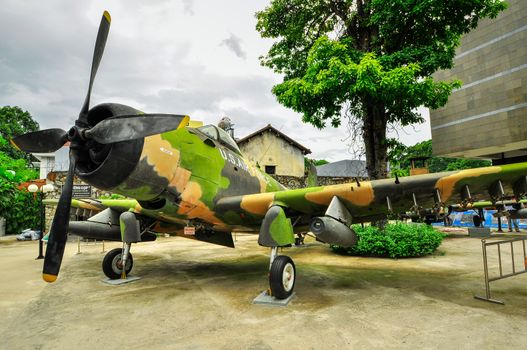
0, 106, 39, 160
256, 0, 507, 179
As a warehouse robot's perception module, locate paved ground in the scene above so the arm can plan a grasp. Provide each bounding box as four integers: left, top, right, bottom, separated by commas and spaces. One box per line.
1, 231, 527, 349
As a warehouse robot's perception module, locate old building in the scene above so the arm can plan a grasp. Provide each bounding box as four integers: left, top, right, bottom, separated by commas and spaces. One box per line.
237, 124, 311, 177
430, 0, 527, 163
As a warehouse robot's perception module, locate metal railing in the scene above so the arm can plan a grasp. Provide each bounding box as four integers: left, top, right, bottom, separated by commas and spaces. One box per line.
75, 236, 106, 255
474, 237, 527, 304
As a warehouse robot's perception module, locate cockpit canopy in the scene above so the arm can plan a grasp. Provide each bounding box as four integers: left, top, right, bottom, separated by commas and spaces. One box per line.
196, 125, 242, 155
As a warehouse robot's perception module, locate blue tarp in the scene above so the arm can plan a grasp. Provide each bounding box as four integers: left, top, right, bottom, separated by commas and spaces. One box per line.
434, 210, 527, 229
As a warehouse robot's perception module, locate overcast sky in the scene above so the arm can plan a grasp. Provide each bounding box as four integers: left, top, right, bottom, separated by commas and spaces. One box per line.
0, 0, 431, 162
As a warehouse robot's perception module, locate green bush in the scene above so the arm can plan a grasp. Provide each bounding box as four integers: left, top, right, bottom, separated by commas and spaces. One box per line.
0, 140, 39, 235
331, 222, 445, 258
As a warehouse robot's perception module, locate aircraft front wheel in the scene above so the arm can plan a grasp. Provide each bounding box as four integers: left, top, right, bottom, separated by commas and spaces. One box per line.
102, 248, 133, 279
269, 255, 296, 299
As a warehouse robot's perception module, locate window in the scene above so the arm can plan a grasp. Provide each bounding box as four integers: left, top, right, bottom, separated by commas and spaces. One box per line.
265, 165, 276, 175
196, 125, 242, 155
197, 125, 219, 140
216, 128, 242, 154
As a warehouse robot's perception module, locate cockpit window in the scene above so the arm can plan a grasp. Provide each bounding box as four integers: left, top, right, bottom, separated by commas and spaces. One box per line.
197, 125, 242, 155
197, 125, 218, 140
217, 128, 242, 154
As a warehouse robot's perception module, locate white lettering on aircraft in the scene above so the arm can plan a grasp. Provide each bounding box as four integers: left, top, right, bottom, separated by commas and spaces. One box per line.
160, 147, 173, 156
219, 148, 250, 173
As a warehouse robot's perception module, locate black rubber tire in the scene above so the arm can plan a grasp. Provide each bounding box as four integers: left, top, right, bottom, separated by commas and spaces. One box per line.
102, 248, 133, 279
269, 255, 296, 299
473, 215, 482, 227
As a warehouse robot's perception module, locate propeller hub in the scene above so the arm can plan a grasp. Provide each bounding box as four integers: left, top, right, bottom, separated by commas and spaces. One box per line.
67, 125, 88, 147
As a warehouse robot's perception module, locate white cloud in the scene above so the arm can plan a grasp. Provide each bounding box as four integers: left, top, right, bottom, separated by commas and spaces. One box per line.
0, 0, 431, 163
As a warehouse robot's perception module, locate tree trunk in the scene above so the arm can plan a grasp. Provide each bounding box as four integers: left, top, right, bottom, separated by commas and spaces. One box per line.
362, 99, 388, 180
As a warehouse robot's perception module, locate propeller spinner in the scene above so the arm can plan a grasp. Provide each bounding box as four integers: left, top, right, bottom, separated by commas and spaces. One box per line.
11, 11, 189, 282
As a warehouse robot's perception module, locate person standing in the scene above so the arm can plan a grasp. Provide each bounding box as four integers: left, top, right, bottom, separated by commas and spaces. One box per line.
506, 205, 520, 232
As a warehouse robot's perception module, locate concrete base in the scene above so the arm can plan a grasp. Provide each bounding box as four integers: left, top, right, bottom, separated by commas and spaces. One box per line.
102, 276, 141, 285
252, 291, 295, 306
468, 227, 491, 238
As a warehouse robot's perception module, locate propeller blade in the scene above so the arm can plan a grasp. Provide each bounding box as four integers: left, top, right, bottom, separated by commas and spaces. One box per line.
78, 11, 111, 123
10, 128, 67, 153
85, 114, 190, 144
42, 152, 76, 283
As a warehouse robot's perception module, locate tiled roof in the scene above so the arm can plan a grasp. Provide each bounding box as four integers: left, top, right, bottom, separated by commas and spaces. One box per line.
237, 124, 311, 155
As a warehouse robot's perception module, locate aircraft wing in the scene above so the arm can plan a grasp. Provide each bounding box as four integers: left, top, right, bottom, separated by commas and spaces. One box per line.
216, 162, 527, 222
43, 198, 140, 213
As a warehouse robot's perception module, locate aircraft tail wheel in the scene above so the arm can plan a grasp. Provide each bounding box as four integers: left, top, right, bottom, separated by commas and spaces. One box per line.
473, 215, 482, 227
102, 248, 133, 279
269, 255, 296, 299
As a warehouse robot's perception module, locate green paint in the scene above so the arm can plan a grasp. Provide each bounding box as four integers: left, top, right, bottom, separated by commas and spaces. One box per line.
119, 216, 126, 241
99, 199, 138, 208
162, 129, 229, 207
269, 207, 294, 246
274, 186, 327, 214
260, 170, 285, 192
112, 183, 160, 201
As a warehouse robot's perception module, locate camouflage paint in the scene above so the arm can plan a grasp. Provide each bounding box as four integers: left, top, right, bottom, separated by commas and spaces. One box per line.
258, 206, 295, 247
216, 162, 527, 224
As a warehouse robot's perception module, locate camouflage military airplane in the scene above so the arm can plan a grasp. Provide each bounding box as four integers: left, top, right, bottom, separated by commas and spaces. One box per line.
12, 11, 527, 299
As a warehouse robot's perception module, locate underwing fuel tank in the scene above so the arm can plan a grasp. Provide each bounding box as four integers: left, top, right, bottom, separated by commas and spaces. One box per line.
309, 216, 358, 247
68, 221, 122, 241
68, 208, 157, 242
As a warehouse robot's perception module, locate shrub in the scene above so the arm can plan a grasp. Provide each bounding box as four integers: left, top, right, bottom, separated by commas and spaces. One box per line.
331, 222, 445, 258
0, 143, 39, 235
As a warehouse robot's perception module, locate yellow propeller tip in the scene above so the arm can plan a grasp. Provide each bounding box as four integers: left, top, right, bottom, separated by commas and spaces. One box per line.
43, 273, 58, 283
9, 139, 20, 151
103, 11, 111, 23
178, 116, 191, 129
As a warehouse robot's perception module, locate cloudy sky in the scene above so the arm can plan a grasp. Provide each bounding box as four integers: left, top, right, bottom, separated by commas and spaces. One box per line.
0, 0, 431, 162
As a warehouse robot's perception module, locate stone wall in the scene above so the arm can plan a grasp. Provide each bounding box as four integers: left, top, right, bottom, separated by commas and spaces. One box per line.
44, 172, 108, 229
272, 175, 367, 189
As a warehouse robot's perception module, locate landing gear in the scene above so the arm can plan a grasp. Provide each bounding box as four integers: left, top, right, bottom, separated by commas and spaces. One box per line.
268, 247, 296, 299
102, 247, 133, 280
294, 233, 305, 246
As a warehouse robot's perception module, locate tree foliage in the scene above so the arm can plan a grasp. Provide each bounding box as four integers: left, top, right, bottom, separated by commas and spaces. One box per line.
0, 138, 39, 234
0, 106, 39, 160
304, 157, 329, 170
0, 107, 41, 234
387, 139, 491, 176
256, 0, 507, 179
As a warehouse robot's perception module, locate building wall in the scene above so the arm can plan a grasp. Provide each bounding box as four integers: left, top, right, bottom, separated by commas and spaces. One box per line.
239, 131, 305, 177
430, 0, 527, 160
272, 175, 361, 189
